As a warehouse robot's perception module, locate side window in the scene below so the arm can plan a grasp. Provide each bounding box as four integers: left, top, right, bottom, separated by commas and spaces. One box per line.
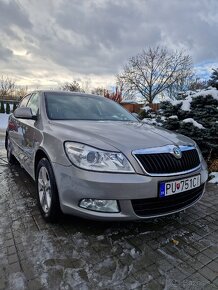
27, 93, 39, 115
19, 94, 31, 108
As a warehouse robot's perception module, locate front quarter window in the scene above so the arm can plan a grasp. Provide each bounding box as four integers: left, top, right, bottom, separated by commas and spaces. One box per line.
19, 94, 31, 108
27, 93, 39, 115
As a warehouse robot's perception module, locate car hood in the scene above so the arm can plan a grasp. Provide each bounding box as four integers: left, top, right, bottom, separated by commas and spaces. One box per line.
49, 120, 194, 152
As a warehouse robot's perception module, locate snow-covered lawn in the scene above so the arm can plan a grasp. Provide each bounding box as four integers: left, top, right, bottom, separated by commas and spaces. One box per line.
0, 103, 13, 131
0, 113, 9, 130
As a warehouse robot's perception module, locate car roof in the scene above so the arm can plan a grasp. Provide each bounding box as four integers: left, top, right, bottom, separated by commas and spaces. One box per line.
33, 90, 101, 98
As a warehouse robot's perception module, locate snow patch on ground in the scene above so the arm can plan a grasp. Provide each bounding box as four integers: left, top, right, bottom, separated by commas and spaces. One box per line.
129, 248, 140, 259
209, 172, 218, 184
182, 118, 205, 129
158, 248, 181, 263
8, 272, 27, 290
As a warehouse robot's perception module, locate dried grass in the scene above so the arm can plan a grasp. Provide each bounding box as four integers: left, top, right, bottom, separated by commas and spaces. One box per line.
209, 158, 218, 172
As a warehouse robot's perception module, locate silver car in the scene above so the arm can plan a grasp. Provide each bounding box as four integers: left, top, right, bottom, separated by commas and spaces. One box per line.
5, 91, 208, 222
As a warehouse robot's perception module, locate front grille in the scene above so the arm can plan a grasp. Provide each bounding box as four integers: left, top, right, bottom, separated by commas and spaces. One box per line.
135, 149, 200, 174
132, 184, 204, 217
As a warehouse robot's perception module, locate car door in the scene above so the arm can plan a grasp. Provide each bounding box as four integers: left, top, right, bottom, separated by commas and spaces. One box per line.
20, 92, 40, 176
8, 94, 32, 162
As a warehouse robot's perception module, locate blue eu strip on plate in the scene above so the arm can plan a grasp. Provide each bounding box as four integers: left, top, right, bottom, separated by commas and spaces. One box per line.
160, 182, 166, 197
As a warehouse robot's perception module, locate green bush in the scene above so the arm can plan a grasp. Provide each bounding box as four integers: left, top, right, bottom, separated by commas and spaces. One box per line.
208, 68, 218, 90
142, 89, 218, 161
160, 91, 218, 159
6, 103, 10, 114
0, 101, 5, 113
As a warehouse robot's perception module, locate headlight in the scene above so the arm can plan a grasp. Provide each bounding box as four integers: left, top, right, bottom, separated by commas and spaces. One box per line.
64, 142, 134, 173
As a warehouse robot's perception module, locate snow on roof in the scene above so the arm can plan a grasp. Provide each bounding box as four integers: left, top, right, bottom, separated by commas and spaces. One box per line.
182, 118, 205, 129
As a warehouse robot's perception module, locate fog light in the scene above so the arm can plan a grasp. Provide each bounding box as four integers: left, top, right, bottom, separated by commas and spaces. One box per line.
79, 199, 119, 213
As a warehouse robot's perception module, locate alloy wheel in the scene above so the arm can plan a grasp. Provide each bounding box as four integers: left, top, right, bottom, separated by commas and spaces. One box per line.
38, 166, 52, 213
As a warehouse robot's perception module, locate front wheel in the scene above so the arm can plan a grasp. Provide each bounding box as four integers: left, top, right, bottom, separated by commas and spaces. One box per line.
36, 158, 62, 222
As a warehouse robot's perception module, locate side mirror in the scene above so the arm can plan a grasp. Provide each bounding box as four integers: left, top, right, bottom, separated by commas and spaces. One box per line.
14, 107, 37, 120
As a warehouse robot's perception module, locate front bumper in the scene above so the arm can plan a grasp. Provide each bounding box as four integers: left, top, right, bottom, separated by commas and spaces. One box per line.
52, 160, 208, 221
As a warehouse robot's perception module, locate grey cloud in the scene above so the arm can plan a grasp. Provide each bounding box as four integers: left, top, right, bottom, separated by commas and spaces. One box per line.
0, 0, 218, 84
0, 44, 13, 61
141, 0, 218, 61
36, 0, 218, 75
0, 0, 32, 29
29, 0, 163, 74
56, 0, 143, 47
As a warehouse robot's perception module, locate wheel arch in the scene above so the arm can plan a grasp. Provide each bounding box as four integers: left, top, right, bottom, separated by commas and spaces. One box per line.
34, 149, 62, 222
34, 148, 52, 179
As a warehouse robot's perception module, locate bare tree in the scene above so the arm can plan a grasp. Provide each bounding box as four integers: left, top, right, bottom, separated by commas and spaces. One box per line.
91, 87, 105, 96
15, 86, 29, 100
165, 71, 194, 99
188, 78, 208, 91
60, 81, 85, 93
117, 46, 192, 104
0, 75, 16, 99
80, 79, 91, 93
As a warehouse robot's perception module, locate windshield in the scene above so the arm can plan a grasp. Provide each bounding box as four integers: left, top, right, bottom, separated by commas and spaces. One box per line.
45, 92, 138, 121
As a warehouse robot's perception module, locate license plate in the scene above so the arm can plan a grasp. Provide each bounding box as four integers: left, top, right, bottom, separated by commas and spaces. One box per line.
159, 175, 201, 197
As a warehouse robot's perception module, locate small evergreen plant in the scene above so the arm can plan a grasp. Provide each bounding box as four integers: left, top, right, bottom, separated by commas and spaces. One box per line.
160, 93, 218, 159
6, 103, 10, 114
208, 68, 218, 89
0, 101, 5, 113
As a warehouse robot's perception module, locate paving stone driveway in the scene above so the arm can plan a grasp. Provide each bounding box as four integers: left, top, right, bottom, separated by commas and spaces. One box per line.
0, 138, 217, 290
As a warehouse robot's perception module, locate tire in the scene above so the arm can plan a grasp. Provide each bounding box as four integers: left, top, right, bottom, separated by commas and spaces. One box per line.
6, 135, 17, 165
36, 158, 62, 222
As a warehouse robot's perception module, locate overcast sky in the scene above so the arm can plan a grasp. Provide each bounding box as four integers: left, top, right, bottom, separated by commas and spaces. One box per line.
0, 0, 218, 89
